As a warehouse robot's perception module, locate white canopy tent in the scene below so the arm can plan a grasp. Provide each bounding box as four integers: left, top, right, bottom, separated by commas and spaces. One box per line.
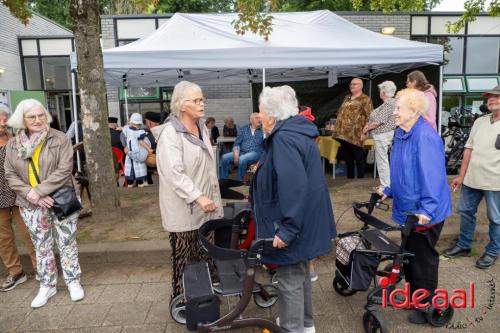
102, 10, 444, 132
103, 10, 443, 87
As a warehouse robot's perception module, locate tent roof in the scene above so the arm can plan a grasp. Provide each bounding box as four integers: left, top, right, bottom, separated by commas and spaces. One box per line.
103, 10, 443, 87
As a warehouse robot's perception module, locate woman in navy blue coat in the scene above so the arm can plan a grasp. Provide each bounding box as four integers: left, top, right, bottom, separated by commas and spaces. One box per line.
378, 88, 452, 325
252, 86, 336, 333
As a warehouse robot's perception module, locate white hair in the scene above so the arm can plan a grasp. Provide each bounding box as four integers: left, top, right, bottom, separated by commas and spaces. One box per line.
378, 81, 397, 98
259, 85, 298, 121
170, 81, 202, 117
7, 99, 52, 129
0, 104, 10, 118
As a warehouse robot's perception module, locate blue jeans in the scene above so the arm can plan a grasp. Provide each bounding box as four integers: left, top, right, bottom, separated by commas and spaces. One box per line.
457, 185, 500, 257
220, 151, 260, 181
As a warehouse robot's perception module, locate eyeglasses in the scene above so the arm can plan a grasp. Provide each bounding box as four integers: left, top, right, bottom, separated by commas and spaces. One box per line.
24, 113, 47, 122
184, 97, 206, 105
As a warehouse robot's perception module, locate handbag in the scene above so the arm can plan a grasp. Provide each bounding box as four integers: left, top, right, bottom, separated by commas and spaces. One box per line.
29, 159, 82, 220
146, 152, 156, 167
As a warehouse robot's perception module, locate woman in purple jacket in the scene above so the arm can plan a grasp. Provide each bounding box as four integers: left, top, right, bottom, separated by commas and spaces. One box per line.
378, 88, 452, 325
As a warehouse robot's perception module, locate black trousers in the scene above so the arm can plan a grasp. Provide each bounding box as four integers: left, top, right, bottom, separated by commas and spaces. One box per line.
337, 139, 365, 179
403, 222, 444, 301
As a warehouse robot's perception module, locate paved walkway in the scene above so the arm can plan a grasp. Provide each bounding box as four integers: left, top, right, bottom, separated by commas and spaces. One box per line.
0, 243, 498, 333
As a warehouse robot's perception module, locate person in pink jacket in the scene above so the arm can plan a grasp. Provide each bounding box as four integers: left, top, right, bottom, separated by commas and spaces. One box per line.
406, 70, 437, 131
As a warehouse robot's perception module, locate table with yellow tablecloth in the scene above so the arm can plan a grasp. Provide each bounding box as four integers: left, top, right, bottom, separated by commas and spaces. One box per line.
318, 136, 376, 179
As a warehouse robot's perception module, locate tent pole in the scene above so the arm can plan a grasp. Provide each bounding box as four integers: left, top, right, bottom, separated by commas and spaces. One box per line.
71, 69, 81, 173
262, 67, 266, 88
438, 65, 443, 136
123, 83, 130, 122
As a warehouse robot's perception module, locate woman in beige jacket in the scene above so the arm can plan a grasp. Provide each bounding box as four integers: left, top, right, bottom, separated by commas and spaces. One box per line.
4, 99, 84, 308
152, 81, 223, 301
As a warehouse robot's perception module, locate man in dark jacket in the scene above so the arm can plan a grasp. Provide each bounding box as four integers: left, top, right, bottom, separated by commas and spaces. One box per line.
253, 86, 336, 333
108, 117, 123, 151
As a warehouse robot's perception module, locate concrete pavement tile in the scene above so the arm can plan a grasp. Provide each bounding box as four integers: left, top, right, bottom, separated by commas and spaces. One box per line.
17, 305, 73, 331
103, 301, 152, 326
127, 267, 165, 284
313, 314, 345, 333
93, 266, 132, 285
145, 301, 169, 324
0, 287, 34, 307
58, 303, 112, 328
0, 307, 30, 332
50, 327, 123, 333
136, 283, 169, 302
122, 324, 166, 333
57, 285, 106, 305
97, 284, 141, 303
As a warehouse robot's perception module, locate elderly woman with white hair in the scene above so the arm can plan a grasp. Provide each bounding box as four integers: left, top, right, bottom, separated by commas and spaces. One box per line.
3, 99, 84, 308
0, 105, 37, 292
253, 86, 336, 333
362, 80, 397, 190
378, 89, 451, 325
152, 81, 223, 301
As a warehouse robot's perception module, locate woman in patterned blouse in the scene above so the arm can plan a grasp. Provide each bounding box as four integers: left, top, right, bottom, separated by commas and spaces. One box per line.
363, 81, 397, 190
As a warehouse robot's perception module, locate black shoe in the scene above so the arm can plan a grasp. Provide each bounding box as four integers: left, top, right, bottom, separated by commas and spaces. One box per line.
408, 310, 427, 325
475, 253, 497, 269
1, 271, 28, 292
443, 245, 471, 258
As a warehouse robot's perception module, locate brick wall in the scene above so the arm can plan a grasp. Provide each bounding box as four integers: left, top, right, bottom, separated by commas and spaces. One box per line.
338, 13, 411, 39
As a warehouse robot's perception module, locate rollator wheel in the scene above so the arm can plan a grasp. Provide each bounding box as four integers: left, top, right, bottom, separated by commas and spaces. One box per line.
363, 310, 385, 333
169, 294, 186, 325
425, 305, 454, 327
254, 284, 279, 308
333, 276, 357, 296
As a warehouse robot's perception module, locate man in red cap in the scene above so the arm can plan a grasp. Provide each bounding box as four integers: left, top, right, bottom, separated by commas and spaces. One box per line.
444, 85, 500, 269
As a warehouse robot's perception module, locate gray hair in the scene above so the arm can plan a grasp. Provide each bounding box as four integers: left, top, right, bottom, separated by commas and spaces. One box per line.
259, 85, 299, 121
0, 104, 10, 118
170, 81, 202, 117
378, 81, 397, 98
7, 99, 52, 129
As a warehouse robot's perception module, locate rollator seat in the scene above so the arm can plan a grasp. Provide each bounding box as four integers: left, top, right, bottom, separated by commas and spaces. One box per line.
215, 259, 260, 296
359, 229, 399, 253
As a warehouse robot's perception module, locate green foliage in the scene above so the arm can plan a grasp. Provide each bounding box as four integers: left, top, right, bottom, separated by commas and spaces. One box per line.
278, 0, 369, 12
1, 0, 31, 24
151, 0, 236, 13
447, 0, 500, 33
28, 0, 72, 28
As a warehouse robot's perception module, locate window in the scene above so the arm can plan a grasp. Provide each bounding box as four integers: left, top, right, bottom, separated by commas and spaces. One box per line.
430, 37, 464, 74
42, 57, 71, 90
24, 58, 42, 90
431, 16, 464, 35
21, 40, 37, 56
411, 16, 428, 35
466, 37, 499, 74
116, 19, 156, 39
468, 17, 500, 35
443, 77, 466, 92
39, 39, 72, 56
466, 76, 499, 92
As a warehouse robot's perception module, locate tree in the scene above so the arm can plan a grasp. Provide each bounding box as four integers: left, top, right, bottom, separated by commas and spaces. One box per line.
69, 0, 120, 219
27, 0, 72, 28
234, 0, 500, 39
1, 0, 31, 24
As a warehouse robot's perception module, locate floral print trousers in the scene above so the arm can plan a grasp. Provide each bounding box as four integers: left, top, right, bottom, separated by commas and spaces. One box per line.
20, 207, 81, 287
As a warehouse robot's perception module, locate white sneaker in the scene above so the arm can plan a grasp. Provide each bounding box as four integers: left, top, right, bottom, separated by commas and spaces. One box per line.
68, 281, 85, 302
31, 286, 57, 308
276, 317, 315, 333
